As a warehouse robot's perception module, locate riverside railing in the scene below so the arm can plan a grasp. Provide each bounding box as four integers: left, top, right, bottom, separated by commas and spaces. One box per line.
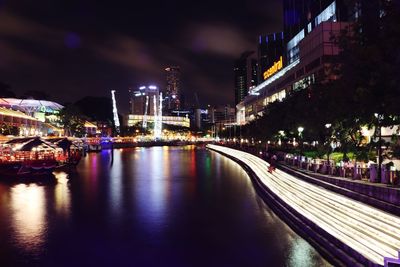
218, 142, 399, 186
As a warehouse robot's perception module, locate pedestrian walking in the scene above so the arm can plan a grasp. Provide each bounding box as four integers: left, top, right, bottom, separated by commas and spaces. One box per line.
268, 154, 277, 173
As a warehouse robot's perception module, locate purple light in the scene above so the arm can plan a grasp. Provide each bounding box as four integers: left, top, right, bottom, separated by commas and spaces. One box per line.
64, 32, 81, 49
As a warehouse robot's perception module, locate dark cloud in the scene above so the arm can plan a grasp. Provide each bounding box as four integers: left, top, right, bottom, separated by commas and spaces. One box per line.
183, 23, 254, 57
93, 35, 163, 74
0, 1, 282, 112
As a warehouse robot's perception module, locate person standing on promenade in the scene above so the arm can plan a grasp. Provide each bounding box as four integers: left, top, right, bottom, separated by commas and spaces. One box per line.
268, 154, 277, 173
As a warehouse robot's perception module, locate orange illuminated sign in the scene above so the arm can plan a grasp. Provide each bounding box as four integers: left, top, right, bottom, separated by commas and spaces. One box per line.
263, 56, 283, 80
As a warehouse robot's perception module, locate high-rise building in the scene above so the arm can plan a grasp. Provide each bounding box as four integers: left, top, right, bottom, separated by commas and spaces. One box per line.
164, 66, 181, 112
283, 0, 380, 64
258, 32, 285, 83
237, 0, 381, 124
129, 85, 159, 116
234, 51, 258, 106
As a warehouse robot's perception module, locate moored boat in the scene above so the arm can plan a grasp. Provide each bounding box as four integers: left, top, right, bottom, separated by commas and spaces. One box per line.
46, 137, 83, 166
0, 137, 83, 178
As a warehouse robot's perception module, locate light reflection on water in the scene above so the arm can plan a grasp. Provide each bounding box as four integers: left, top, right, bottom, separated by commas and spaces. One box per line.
54, 172, 71, 217
135, 147, 170, 233
10, 183, 46, 254
109, 150, 123, 220
0, 146, 330, 266
6, 171, 72, 258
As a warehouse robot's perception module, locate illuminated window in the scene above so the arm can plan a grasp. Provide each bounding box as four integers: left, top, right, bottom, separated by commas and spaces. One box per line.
315, 1, 336, 26
287, 30, 305, 52
287, 30, 304, 63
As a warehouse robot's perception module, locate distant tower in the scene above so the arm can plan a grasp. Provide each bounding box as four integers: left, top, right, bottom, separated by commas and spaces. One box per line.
111, 90, 120, 133
234, 51, 258, 106
164, 66, 180, 113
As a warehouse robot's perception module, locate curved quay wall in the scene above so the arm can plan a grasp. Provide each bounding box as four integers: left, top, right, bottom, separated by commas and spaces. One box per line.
207, 144, 400, 267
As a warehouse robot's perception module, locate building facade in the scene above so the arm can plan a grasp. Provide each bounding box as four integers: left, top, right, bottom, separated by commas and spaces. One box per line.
0, 98, 64, 136
237, 0, 378, 124
164, 66, 181, 113
234, 51, 258, 106
129, 85, 160, 116
125, 114, 190, 128
258, 32, 285, 84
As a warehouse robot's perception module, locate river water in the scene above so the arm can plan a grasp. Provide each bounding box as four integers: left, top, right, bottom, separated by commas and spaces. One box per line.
0, 146, 330, 267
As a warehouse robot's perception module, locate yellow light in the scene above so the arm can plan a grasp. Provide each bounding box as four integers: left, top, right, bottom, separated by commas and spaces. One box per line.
263, 56, 283, 80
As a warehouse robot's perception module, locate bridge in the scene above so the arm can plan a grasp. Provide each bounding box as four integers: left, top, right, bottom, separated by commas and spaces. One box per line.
208, 144, 400, 267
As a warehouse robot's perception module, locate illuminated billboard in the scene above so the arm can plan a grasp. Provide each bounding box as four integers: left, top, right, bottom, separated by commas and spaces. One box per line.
263, 56, 283, 80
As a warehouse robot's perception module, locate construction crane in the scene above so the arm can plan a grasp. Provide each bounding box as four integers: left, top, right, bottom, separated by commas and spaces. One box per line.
111, 90, 120, 134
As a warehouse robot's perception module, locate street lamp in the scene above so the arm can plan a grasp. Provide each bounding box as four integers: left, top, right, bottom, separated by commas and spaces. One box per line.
374, 113, 383, 181
297, 126, 304, 156
325, 123, 332, 173
298, 126, 304, 136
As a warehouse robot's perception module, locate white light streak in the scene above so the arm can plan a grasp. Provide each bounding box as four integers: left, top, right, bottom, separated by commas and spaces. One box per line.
111, 90, 120, 132
207, 144, 400, 266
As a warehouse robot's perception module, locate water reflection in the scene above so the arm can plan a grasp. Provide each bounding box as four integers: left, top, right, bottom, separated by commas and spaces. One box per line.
54, 172, 71, 217
288, 236, 330, 267
109, 150, 123, 219
10, 184, 46, 254
136, 147, 169, 233
0, 146, 330, 266
83, 151, 101, 204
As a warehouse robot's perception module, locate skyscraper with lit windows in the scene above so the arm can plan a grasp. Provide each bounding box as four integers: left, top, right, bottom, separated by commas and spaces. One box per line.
234, 51, 258, 106
164, 66, 181, 113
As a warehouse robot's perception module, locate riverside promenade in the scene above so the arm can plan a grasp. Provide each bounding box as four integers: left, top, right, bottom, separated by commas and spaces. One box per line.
279, 162, 400, 216
207, 144, 400, 267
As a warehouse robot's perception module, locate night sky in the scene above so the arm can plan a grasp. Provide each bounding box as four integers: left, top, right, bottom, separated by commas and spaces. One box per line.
0, 0, 282, 113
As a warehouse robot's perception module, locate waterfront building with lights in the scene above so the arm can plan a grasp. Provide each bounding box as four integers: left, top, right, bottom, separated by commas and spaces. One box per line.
126, 85, 190, 129
0, 98, 64, 136
236, 0, 379, 124
257, 32, 285, 84
129, 85, 160, 116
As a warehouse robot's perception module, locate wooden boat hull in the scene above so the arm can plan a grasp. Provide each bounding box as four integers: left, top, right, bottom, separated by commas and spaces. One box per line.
0, 160, 58, 178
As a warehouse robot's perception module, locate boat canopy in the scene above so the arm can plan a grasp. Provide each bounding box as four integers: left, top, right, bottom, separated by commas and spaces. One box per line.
5, 137, 60, 151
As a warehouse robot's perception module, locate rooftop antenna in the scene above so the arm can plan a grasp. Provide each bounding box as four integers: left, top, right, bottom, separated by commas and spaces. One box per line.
111, 90, 120, 134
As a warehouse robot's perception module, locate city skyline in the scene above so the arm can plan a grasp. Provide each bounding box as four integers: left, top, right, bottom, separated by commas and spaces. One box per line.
0, 1, 400, 267
0, 0, 282, 113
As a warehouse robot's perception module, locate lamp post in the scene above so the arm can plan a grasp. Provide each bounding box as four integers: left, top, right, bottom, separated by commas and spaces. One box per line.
325, 123, 332, 173
297, 126, 304, 156
374, 113, 383, 181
